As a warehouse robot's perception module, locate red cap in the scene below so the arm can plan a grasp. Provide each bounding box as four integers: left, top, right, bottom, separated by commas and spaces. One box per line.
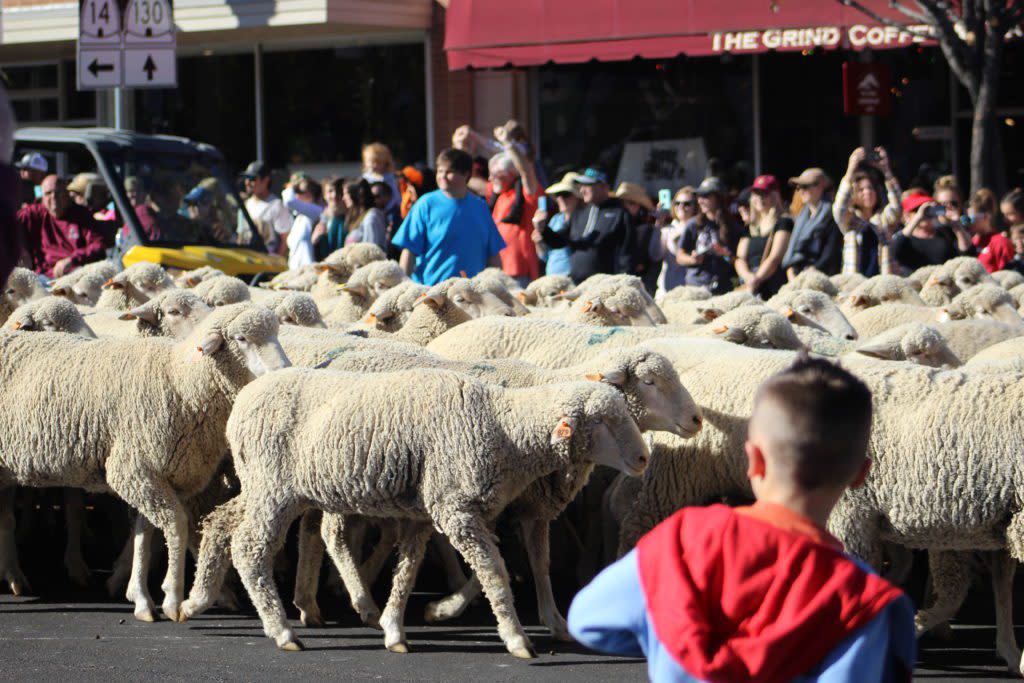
902, 192, 933, 215
751, 175, 779, 193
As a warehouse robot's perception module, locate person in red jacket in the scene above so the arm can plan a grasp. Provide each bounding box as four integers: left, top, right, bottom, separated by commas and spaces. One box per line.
17, 174, 105, 278
969, 188, 1013, 273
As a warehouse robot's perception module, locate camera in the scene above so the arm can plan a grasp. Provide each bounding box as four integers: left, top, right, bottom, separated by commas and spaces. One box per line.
865, 150, 881, 164
923, 205, 946, 219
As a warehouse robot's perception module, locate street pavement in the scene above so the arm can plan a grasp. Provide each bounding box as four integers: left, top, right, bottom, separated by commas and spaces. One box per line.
1, 588, 1023, 681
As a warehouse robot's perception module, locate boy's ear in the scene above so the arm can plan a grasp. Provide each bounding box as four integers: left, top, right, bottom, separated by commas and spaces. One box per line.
744, 440, 766, 482
850, 457, 872, 489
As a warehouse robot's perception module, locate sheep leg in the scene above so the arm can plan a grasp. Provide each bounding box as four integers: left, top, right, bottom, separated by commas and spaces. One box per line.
109, 464, 192, 626
292, 510, 325, 627
437, 511, 536, 659
106, 532, 134, 598
0, 487, 29, 595
62, 488, 90, 585
321, 513, 381, 628
915, 550, 970, 636
181, 496, 244, 620
423, 574, 481, 623
433, 534, 469, 592
519, 516, 571, 641
379, 520, 432, 653
124, 515, 157, 621
230, 497, 305, 650
359, 521, 397, 587
986, 551, 1021, 671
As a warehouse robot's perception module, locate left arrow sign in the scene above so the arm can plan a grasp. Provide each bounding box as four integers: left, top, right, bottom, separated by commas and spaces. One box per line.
88, 58, 115, 77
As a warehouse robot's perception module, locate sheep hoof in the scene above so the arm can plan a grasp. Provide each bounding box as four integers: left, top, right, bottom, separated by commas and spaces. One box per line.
299, 609, 324, 628
509, 646, 537, 659
3, 568, 30, 596
134, 607, 156, 623
279, 639, 304, 652
162, 604, 182, 623
386, 641, 409, 654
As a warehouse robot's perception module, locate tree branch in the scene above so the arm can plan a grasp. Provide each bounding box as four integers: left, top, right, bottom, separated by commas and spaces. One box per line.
916, 0, 980, 97
838, 0, 932, 39
889, 1, 930, 25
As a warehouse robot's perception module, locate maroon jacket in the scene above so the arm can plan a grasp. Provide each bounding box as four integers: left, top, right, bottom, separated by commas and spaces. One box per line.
17, 201, 106, 277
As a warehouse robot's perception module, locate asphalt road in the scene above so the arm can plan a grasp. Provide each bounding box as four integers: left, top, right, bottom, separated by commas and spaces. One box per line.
1, 588, 1023, 682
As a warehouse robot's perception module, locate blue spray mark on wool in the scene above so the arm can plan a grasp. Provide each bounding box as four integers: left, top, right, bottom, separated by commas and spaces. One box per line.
588, 327, 625, 345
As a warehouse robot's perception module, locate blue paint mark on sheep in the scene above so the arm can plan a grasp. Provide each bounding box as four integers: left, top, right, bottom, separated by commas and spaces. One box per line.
314, 345, 357, 369
588, 327, 625, 345
470, 363, 496, 373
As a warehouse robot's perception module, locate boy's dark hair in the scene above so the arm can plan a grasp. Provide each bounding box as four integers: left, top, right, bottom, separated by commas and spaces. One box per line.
752, 354, 873, 490
435, 148, 472, 176
370, 181, 393, 199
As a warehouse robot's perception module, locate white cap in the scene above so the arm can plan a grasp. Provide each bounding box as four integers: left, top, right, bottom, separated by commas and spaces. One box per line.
15, 152, 48, 173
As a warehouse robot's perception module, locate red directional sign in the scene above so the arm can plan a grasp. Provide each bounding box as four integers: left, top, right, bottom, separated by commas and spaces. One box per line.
842, 62, 892, 117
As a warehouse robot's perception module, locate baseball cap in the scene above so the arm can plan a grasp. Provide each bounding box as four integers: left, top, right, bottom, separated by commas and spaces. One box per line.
751, 174, 780, 193
15, 152, 48, 173
183, 186, 212, 206
902, 192, 933, 215
241, 161, 270, 179
694, 176, 725, 197
575, 167, 610, 186
788, 168, 829, 188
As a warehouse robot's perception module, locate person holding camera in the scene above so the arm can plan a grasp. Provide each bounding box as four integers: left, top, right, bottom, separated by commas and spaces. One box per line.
890, 192, 974, 272
833, 147, 902, 276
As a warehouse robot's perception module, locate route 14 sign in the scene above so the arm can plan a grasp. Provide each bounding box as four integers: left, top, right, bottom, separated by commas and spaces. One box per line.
77, 0, 176, 90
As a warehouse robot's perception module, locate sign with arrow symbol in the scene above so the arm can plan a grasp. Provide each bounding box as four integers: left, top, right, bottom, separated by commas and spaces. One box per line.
77, 0, 176, 90
124, 49, 175, 88
78, 49, 122, 89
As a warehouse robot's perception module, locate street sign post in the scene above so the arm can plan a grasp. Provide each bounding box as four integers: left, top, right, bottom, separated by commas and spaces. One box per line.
77, 0, 176, 91
842, 62, 892, 117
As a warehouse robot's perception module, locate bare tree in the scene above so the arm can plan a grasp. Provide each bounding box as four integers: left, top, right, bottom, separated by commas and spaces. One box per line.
840, 0, 1023, 193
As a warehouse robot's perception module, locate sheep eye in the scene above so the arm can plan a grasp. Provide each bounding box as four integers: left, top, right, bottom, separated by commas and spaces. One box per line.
167, 309, 180, 316
798, 306, 812, 315
454, 296, 466, 303
233, 335, 247, 343
642, 379, 655, 386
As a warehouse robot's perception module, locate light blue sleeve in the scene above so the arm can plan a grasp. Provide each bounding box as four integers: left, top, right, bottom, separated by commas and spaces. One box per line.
392, 197, 428, 256
797, 597, 916, 683
568, 549, 648, 658
478, 200, 506, 258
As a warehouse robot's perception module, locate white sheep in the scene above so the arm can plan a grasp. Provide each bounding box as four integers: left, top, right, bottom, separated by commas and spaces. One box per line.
3, 297, 97, 338
263, 264, 319, 291
939, 283, 1024, 327
842, 274, 926, 314
95, 262, 175, 310
473, 269, 530, 315
992, 270, 1024, 291
189, 367, 649, 656
830, 272, 867, 297
49, 260, 118, 306
518, 275, 574, 307
362, 281, 429, 332
270, 292, 326, 328
657, 285, 712, 305
796, 322, 961, 368
939, 256, 997, 291
568, 274, 667, 324
919, 271, 959, 306
0, 302, 290, 621
192, 276, 252, 307
322, 261, 407, 326
174, 265, 226, 288
1, 267, 47, 325
766, 289, 857, 339
777, 269, 839, 297
310, 243, 387, 301
660, 290, 756, 326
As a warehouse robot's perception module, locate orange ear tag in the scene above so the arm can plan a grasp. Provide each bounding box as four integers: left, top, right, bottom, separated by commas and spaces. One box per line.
515, 292, 527, 303
581, 301, 594, 312
712, 324, 729, 334
364, 314, 377, 324
783, 307, 795, 318
554, 420, 573, 439
584, 373, 604, 381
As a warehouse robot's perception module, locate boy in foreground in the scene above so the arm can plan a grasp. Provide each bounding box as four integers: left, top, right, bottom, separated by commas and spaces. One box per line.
568, 356, 916, 681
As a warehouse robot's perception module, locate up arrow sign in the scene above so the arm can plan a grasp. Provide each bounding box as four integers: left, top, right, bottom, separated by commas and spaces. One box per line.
858, 73, 880, 91
143, 55, 157, 81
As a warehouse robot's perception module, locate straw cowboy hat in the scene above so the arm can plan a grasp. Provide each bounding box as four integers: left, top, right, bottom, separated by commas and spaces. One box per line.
614, 182, 655, 211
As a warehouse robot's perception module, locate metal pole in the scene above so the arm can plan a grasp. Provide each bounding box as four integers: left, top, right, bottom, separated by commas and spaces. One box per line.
858, 49, 875, 150
424, 33, 435, 162
254, 43, 265, 161
113, 87, 125, 130
949, 66, 959, 181
752, 54, 762, 176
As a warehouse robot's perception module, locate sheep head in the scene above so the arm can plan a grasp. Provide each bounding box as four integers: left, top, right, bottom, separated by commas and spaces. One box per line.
120, 289, 212, 339
549, 382, 650, 476
768, 290, 857, 340
186, 302, 291, 379
855, 322, 961, 368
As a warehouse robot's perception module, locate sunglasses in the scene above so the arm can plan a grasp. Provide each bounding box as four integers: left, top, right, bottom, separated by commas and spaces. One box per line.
797, 183, 818, 190
675, 200, 697, 208
555, 192, 573, 199
941, 200, 961, 208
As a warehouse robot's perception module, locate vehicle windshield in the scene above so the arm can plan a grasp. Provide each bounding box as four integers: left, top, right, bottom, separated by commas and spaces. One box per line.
111, 150, 262, 249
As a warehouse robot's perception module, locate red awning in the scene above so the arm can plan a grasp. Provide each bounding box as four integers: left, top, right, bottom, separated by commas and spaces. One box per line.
445, 0, 936, 70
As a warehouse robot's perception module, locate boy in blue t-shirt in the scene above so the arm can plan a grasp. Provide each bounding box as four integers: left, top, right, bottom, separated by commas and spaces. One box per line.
392, 148, 505, 286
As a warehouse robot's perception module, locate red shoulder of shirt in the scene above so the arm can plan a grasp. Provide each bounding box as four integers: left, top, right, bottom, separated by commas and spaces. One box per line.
636, 504, 904, 683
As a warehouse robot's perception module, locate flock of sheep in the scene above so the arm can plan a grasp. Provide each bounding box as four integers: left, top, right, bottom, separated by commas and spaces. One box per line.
3, 245, 1024, 672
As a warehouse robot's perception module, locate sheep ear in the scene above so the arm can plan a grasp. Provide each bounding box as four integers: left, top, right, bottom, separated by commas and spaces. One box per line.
515, 291, 528, 304
186, 276, 201, 287
560, 288, 582, 302
196, 331, 224, 356
715, 324, 748, 344
341, 283, 369, 298
856, 339, 898, 360
51, 286, 69, 297
418, 292, 446, 311
121, 304, 160, 325
102, 277, 124, 290
849, 294, 869, 307
700, 307, 723, 322
782, 306, 796, 319
581, 299, 603, 313
586, 368, 627, 387
550, 417, 576, 444
12, 319, 26, 330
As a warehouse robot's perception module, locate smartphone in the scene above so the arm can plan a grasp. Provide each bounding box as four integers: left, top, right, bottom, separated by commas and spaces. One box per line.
924, 205, 946, 219
538, 196, 549, 212
865, 150, 881, 164
658, 189, 672, 211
